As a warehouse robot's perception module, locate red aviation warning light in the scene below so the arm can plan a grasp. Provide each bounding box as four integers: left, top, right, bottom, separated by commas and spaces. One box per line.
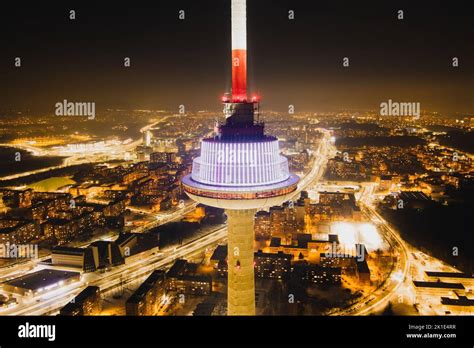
231, 0, 247, 102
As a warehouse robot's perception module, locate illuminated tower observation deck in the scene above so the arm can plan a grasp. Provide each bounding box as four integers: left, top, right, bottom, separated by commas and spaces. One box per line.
182, 0, 299, 315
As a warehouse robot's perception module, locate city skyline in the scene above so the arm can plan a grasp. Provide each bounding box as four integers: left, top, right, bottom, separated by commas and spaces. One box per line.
0, 0, 472, 114
0, 1, 472, 346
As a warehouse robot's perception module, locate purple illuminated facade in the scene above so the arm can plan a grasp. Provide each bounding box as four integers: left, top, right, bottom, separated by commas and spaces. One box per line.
182, 100, 299, 208
192, 138, 289, 187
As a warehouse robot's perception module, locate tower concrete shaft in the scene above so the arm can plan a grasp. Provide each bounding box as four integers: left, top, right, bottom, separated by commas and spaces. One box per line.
226, 208, 256, 315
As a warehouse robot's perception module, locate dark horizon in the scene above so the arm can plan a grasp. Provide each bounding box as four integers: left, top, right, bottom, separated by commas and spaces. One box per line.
0, 0, 472, 114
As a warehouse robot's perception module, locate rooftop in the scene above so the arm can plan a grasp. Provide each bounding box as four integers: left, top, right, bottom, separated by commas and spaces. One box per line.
72, 286, 100, 304
4, 269, 80, 292
166, 259, 188, 278
425, 271, 474, 279
114, 233, 137, 247
399, 191, 431, 201
255, 250, 292, 260
193, 302, 216, 316
52, 246, 87, 256
127, 270, 166, 304
210, 245, 227, 262
413, 281, 465, 290
441, 296, 474, 306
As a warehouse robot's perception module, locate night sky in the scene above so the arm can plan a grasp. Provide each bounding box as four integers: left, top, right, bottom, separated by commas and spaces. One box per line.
0, 0, 472, 114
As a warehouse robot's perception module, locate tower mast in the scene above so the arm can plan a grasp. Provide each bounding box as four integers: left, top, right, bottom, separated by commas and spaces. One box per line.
182, 0, 299, 316
231, 0, 247, 102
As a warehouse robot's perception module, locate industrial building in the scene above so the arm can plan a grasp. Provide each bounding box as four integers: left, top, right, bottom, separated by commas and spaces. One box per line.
51, 246, 99, 272
413, 281, 465, 296
3, 269, 81, 296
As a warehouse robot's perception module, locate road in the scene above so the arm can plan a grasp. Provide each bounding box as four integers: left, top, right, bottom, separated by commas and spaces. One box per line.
326, 180, 463, 316
130, 202, 198, 233
1, 225, 227, 315
0, 199, 197, 282
290, 129, 336, 200
86, 197, 198, 233
0, 116, 172, 181
350, 204, 410, 315
314, 179, 410, 316
0, 127, 335, 315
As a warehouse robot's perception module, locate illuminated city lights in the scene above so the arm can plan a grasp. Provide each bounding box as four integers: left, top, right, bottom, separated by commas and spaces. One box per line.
331, 222, 385, 252
0, 1, 471, 344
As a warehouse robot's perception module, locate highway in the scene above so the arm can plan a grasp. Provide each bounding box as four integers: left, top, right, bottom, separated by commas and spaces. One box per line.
130, 202, 198, 233
349, 204, 410, 315
1, 225, 227, 315
1, 128, 412, 317
316, 180, 411, 316
86, 197, 198, 233
0, 199, 197, 284
307, 177, 466, 317
348, 183, 462, 316
0, 128, 335, 316
290, 129, 336, 200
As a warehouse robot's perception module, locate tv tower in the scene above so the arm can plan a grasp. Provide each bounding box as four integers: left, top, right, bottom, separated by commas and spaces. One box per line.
182, 0, 299, 315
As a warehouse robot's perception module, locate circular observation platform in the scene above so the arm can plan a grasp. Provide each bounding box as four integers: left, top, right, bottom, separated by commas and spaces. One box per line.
182, 173, 299, 210
182, 134, 299, 209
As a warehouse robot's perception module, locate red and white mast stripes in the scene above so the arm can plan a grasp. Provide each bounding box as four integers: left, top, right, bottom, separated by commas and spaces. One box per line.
231, 0, 247, 101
